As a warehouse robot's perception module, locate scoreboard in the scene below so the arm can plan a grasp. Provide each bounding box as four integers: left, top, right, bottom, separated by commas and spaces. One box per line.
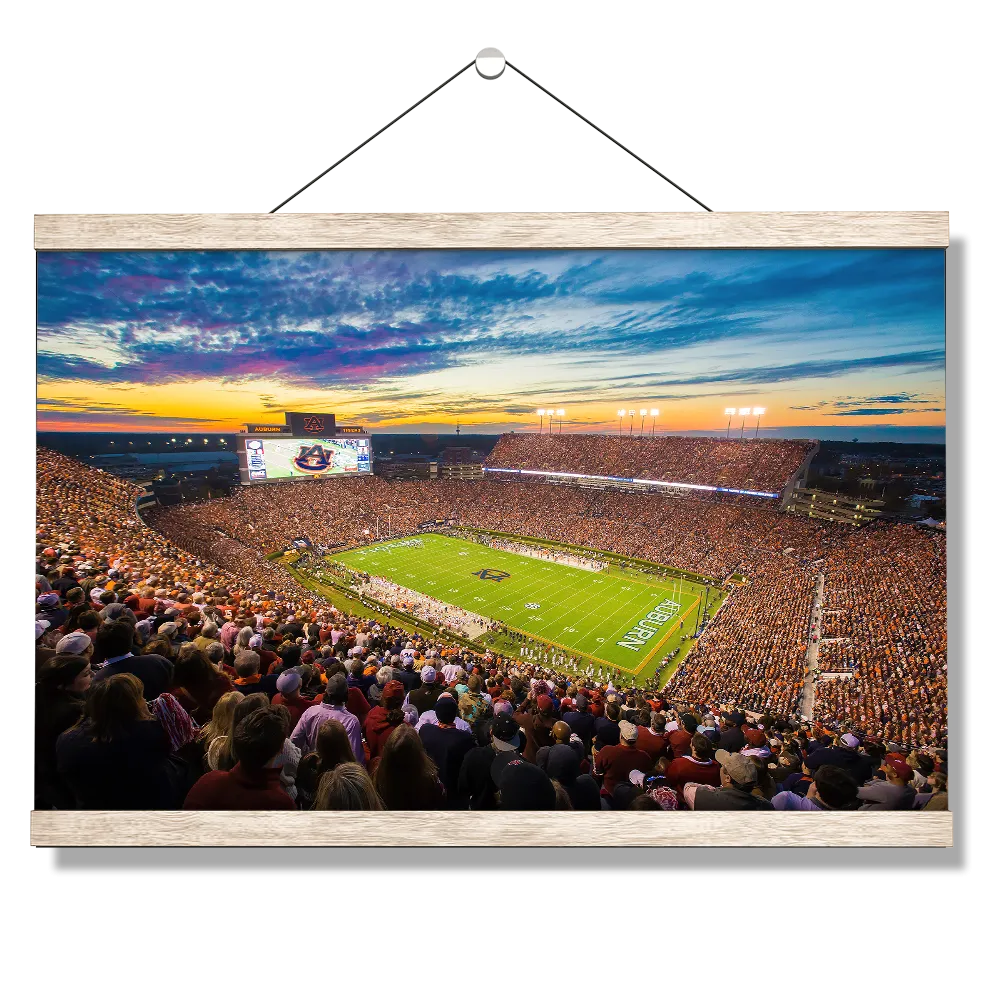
237, 433, 372, 484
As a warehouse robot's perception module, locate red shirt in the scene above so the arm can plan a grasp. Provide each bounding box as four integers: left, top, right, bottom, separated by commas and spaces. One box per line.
667, 729, 693, 760
593, 745, 653, 796
664, 755, 722, 794
183, 763, 294, 810
271, 691, 314, 728
634, 727, 669, 762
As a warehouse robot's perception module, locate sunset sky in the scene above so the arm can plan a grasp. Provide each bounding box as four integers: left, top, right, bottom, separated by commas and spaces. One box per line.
36, 248, 945, 438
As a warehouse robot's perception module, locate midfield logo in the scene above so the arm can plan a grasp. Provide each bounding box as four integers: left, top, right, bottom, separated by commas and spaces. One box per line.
473, 568, 510, 582
293, 443, 334, 473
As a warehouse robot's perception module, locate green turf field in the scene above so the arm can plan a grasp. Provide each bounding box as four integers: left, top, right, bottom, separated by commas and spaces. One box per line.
330, 533, 707, 676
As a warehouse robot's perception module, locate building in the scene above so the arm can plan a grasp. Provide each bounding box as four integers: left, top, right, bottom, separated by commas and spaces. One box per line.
373, 454, 439, 479
439, 462, 484, 481
785, 487, 885, 526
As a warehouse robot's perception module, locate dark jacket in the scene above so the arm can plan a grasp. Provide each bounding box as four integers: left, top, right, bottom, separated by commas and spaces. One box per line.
35, 688, 85, 809
92, 654, 173, 699
457, 743, 503, 809
561, 709, 596, 750
718, 726, 748, 753
419, 724, 476, 804
56, 719, 186, 809
805, 745, 874, 786
692, 786, 775, 810
408, 682, 444, 716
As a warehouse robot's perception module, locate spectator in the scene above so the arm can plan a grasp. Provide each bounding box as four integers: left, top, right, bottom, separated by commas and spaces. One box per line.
363, 679, 406, 757
491, 754, 557, 810
539, 743, 601, 810
664, 732, 722, 793
419, 694, 477, 805
683, 750, 775, 810
372, 724, 446, 810
772, 765, 860, 811
667, 713, 698, 760
56, 673, 189, 809
35, 654, 93, 809
857, 754, 917, 810
169, 645, 232, 725
594, 721, 654, 799
296, 719, 357, 808
291, 673, 363, 762
457, 712, 525, 810
315, 763, 384, 810
91, 620, 172, 699
183, 706, 294, 810
199, 690, 244, 770
271, 669, 313, 728
407, 664, 444, 715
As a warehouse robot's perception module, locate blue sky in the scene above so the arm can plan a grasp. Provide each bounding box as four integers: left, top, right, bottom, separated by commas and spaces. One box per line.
36, 248, 945, 438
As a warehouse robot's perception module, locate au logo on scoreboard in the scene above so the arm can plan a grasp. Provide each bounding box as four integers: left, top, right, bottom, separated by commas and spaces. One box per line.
302, 415, 326, 434
293, 443, 334, 473
473, 568, 511, 582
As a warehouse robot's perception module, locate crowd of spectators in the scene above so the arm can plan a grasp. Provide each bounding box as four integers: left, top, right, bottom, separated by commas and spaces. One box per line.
151, 475, 826, 581
812, 525, 947, 747
486, 432, 815, 494
34, 445, 947, 812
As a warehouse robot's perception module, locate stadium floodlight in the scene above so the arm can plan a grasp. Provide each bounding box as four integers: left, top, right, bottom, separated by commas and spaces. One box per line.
753, 406, 766, 438
651, 408, 659, 435
537, 408, 545, 432
738, 407, 752, 439
617, 408, 626, 436
639, 408, 648, 436
556, 408, 566, 434
628, 408, 636, 436
724, 406, 738, 438
546, 408, 556, 433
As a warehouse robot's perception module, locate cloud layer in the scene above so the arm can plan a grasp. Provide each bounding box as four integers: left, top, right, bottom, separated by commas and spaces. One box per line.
36, 248, 945, 431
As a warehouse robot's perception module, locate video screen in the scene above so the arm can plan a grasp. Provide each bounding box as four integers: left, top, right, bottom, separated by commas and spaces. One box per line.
242, 436, 371, 482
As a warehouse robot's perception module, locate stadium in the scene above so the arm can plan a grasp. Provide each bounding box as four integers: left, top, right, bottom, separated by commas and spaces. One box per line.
35, 423, 947, 814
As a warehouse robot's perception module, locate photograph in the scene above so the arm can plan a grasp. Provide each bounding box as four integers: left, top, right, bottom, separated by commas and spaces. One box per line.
34, 244, 947, 818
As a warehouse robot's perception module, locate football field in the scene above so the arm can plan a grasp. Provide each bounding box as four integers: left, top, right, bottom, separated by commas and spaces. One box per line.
331, 533, 705, 675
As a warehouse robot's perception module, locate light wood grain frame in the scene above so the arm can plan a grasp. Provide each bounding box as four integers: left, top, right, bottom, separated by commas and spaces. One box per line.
32, 211, 951, 847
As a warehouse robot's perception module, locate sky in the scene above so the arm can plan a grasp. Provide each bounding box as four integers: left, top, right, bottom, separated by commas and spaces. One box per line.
36, 248, 945, 439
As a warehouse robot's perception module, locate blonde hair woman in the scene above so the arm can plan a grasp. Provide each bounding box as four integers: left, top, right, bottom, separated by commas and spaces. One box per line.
314, 763, 384, 811
200, 689, 244, 770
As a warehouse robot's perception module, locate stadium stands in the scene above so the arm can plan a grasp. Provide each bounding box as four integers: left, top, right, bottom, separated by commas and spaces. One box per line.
485, 432, 815, 494
34, 444, 947, 812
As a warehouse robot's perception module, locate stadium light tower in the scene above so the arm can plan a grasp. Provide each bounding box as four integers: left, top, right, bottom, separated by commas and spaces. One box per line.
546, 408, 555, 434
650, 408, 659, 436
537, 408, 545, 432
628, 409, 636, 436
724, 407, 737, 438
556, 408, 565, 433
738, 407, 752, 440
617, 409, 626, 436
753, 406, 766, 438
639, 408, 648, 436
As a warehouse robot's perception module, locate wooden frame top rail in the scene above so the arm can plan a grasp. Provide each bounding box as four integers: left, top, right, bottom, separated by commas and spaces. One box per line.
35, 212, 949, 250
